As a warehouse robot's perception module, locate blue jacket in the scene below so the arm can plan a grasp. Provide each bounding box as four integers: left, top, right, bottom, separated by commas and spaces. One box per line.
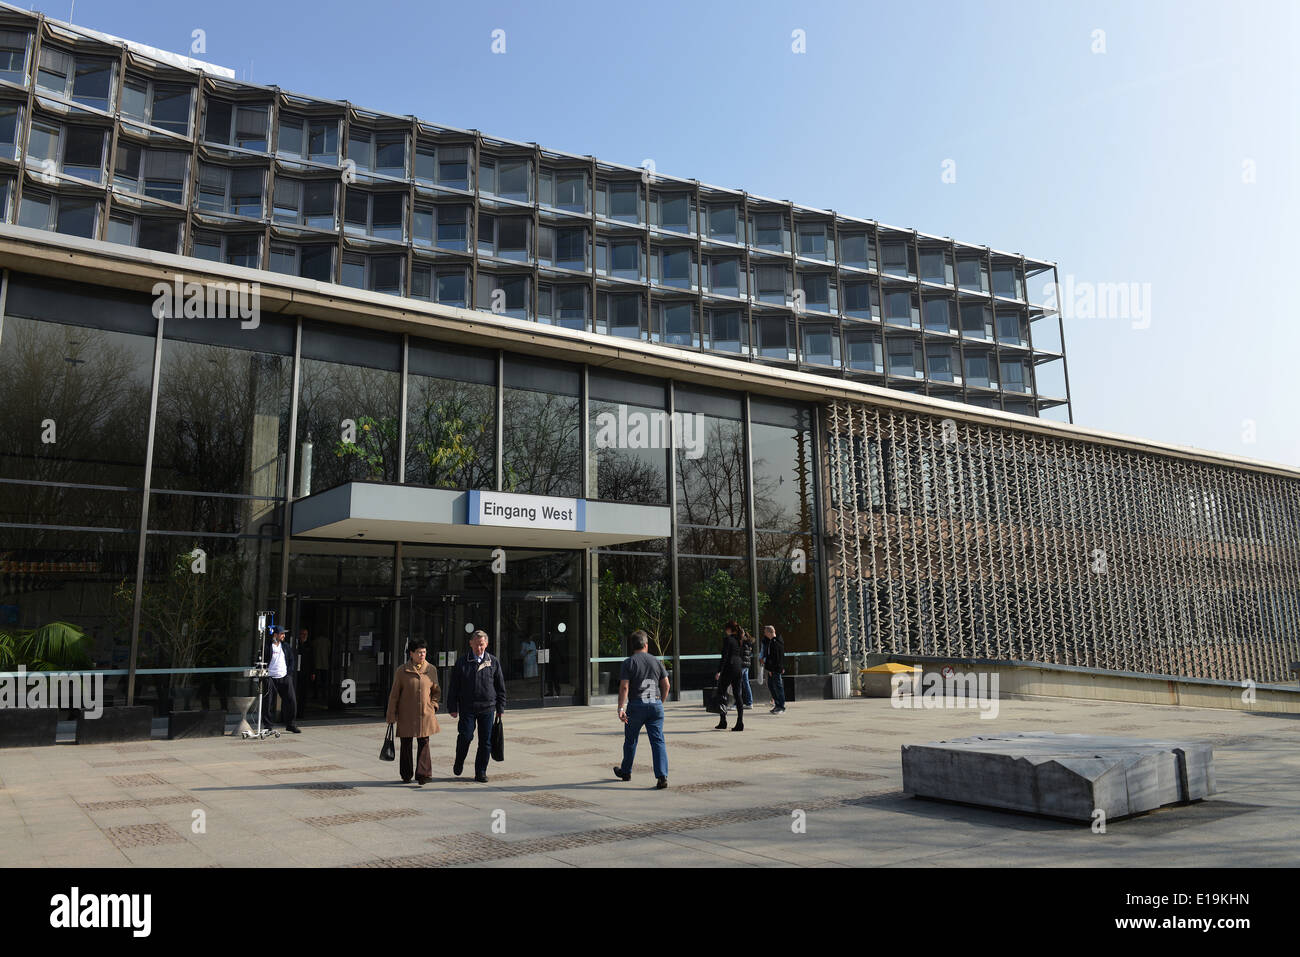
446, 651, 507, 714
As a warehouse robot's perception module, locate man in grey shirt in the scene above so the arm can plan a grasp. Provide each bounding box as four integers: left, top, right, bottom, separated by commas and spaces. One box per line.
612, 630, 670, 789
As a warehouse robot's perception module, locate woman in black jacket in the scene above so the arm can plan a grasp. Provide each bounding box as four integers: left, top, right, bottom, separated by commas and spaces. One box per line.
713, 620, 746, 731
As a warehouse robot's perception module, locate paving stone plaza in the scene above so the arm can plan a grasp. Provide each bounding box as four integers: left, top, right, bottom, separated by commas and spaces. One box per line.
2, 696, 1296, 868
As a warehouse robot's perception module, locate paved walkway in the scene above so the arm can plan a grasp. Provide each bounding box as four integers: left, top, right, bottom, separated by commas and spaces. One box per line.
1, 695, 1296, 867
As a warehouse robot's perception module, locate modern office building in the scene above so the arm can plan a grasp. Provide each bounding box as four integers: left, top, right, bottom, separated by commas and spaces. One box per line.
0, 8, 1296, 717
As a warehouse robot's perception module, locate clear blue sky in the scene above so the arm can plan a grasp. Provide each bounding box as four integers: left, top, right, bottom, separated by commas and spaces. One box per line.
42, 0, 1300, 467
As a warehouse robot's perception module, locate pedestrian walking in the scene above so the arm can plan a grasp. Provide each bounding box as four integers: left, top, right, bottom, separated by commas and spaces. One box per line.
739, 628, 755, 708
713, 620, 746, 731
263, 626, 300, 734
385, 638, 441, 785
445, 629, 506, 783
762, 625, 786, 714
612, 630, 670, 789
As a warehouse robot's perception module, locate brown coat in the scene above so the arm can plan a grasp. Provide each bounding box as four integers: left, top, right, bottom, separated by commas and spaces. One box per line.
386, 660, 441, 738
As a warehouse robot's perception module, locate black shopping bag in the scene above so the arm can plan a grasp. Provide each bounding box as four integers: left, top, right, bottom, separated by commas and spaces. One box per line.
490, 714, 504, 762
380, 724, 396, 762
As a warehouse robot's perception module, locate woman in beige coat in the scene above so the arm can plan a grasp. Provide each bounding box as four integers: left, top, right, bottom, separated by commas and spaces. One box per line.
385, 638, 441, 785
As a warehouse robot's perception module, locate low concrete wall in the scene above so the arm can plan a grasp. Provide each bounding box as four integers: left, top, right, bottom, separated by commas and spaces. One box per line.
887, 656, 1300, 714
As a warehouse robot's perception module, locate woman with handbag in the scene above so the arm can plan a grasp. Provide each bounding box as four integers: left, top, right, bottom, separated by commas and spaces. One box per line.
385, 638, 440, 785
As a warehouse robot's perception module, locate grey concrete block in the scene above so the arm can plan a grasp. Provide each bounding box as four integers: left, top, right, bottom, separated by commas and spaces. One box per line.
901, 731, 1215, 822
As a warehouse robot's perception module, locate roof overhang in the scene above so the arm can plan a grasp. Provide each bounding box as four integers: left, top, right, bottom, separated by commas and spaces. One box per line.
292, 483, 671, 549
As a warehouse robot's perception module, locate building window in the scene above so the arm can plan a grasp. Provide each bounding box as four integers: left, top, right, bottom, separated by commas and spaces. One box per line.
478, 213, 530, 260
199, 165, 266, 218
475, 273, 529, 319
18, 190, 99, 238
922, 297, 957, 334
410, 265, 469, 307
846, 330, 883, 372
481, 157, 531, 202
801, 325, 840, 367
540, 168, 587, 212
755, 316, 794, 361
926, 344, 956, 382
537, 283, 589, 330
203, 99, 270, 151
706, 309, 746, 353
992, 263, 1024, 300
798, 273, 835, 313
277, 113, 340, 164
269, 242, 335, 282
35, 47, 114, 111
1000, 359, 1030, 392
272, 178, 337, 228
957, 254, 989, 292
706, 257, 744, 297
884, 289, 919, 327
106, 214, 181, 253
706, 204, 738, 243
27, 121, 106, 184
120, 76, 193, 135
0, 29, 30, 85
596, 238, 642, 280
653, 302, 698, 347
880, 240, 915, 278
0, 102, 20, 159
651, 246, 694, 288
344, 190, 405, 241
839, 231, 875, 270
349, 127, 407, 178
597, 292, 643, 338
960, 302, 992, 340
842, 281, 878, 319
996, 311, 1026, 344
797, 223, 829, 259
751, 212, 786, 251
919, 248, 954, 286
538, 224, 587, 270
887, 338, 922, 378
436, 146, 471, 190
342, 252, 404, 295
750, 264, 789, 305
113, 147, 188, 204
964, 352, 996, 389
192, 230, 261, 268
597, 180, 640, 222
652, 192, 693, 233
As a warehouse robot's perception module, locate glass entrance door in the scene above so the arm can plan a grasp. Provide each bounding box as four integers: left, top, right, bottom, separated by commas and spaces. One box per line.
407, 594, 491, 694
291, 598, 390, 715
501, 550, 583, 706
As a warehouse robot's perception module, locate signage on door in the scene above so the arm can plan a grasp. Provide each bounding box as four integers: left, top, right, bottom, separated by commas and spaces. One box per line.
467, 490, 585, 532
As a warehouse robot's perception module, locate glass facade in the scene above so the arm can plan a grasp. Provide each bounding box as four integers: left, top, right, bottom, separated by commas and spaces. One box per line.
0, 10, 1068, 420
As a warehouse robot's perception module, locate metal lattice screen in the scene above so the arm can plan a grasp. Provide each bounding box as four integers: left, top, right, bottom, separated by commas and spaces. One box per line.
823, 400, 1300, 684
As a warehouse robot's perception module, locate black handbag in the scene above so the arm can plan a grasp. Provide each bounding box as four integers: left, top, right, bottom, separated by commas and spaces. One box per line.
490, 714, 504, 762
380, 724, 396, 762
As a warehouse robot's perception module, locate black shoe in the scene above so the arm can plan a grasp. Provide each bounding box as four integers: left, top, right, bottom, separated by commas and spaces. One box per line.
714, 718, 727, 730
656, 778, 668, 789
286, 726, 301, 733
453, 761, 464, 776
732, 723, 745, 732
401, 777, 413, 784
612, 766, 631, 781
474, 773, 488, 783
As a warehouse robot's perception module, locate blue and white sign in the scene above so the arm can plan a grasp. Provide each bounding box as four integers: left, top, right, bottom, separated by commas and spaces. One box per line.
467, 490, 585, 531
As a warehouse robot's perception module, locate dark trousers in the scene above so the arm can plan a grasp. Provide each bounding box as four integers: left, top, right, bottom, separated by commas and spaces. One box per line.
400, 737, 432, 782
768, 671, 786, 709
455, 710, 495, 775
265, 674, 296, 729
715, 670, 745, 719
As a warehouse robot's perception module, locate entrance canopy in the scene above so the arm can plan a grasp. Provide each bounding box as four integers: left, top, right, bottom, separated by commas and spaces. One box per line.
292, 482, 670, 548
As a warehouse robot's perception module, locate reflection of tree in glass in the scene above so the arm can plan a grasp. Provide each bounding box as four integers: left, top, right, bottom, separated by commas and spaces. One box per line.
408, 379, 495, 490
682, 567, 769, 646
752, 425, 814, 531
297, 360, 400, 489
501, 389, 581, 496
597, 560, 673, 657
675, 417, 746, 527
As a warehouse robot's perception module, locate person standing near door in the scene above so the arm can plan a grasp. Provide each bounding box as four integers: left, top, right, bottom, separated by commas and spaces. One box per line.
446, 629, 506, 783
762, 625, 786, 714
612, 629, 670, 788
264, 627, 301, 734
312, 627, 331, 702
386, 638, 440, 786
712, 621, 745, 732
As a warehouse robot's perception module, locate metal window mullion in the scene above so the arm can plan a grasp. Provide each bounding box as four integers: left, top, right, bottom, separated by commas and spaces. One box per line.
277, 317, 303, 625
13, 22, 44, 216
126, 309, 165, 705
397, 333, 408, 481
667, 380, 680, 700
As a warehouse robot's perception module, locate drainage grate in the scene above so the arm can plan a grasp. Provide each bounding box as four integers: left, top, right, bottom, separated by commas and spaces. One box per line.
508, 737, 556, 746
112, 744, 153, 753
81, 796, 194, 811
669, 741, 719, 749
104, 823, 185, 849
670, 780, 746, 793
474, 772, 535, 783
259, 765, 345, 776
89, 758, 179, 768
718, 753, 790, 762
536, 749, 603, 758
802, 768, 886, 781
303, 808, 423, 827
257, 750, 308, 760
107, 773, 169, 787
291, 782, 360, 798
768, 735, 813, 742
509, 792, 595, 810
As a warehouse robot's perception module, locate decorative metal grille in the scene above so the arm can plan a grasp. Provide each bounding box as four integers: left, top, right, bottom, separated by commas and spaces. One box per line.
824, 401, 1300, 683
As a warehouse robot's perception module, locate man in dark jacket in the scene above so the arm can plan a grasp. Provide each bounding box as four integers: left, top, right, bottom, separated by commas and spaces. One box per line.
762, 625, 786, 714
445, 629, 506, 782
712, 621, 746, 732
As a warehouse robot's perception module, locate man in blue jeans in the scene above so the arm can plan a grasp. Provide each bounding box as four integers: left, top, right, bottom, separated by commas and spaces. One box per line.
612, 630, 670, 789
